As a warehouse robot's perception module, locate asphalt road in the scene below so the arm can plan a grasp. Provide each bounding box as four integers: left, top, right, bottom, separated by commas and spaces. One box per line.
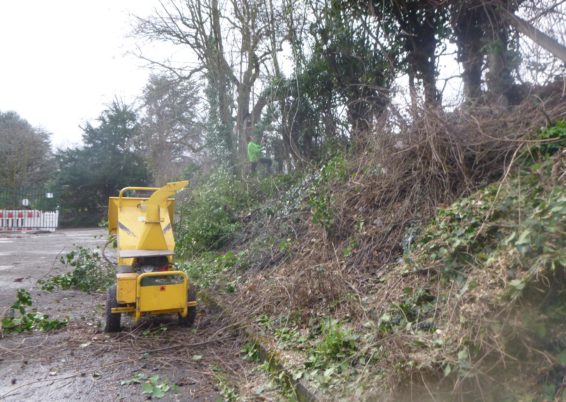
0, 228, 106, 308
0, 228, 249, 401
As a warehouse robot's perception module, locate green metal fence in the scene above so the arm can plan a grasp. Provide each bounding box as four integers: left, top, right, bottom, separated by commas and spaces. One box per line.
0, 187, 59, 210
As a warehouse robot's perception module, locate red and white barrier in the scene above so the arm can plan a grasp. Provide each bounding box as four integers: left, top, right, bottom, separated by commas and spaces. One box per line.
0, 210, 59, 232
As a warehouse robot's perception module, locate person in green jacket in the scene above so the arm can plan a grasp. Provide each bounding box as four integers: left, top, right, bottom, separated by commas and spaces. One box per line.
247, 136, 272, 174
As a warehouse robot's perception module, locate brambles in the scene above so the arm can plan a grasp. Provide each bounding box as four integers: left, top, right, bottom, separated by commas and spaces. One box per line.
366, 139, 566, 398
174, 115, 566, 399
222, 120, 566, 398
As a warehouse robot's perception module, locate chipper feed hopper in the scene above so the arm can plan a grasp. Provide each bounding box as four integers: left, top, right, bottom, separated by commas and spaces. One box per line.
104, 181, 196, 332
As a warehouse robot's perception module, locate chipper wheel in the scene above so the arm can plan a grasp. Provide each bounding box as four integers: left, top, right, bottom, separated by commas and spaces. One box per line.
179, 286, 197, 327
105, 285, 122, 332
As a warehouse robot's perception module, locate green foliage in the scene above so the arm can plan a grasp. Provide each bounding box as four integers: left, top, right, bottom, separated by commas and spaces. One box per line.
0, 186, 59, 210
269, 3, 396, 155
176, 168, 250, 256
342, 239, 359, 257
177, 250, 244, 289
313, 319, 358, 364
257, 171, 304, 200
142, 375, 171, 399
358, 0, 447, 105
121, 373, 174, 399
387, 135, 566, 395
39, 246, 114, 293
120, 372, 146, 386
241, 342, 261, 362
526, 120, 566, 160
176, 163, 305, 261
411, 184, 499, 276
242, 318, 303, 400
1, 289, 67, 333
309, 192, 334, 228
203, 73, 235, 166
378, 287, 436, 334
254, 314, 371, 393
274, 326, 307, 348
412, 146, 566, 288
55, 101, 150, 227
256, 355, 301, 401
0, 111, 54, 190
212, 367, 238, 402
296, 319, 360, 389
320, 153, 348, 182
256, 315, 308, 351
256, 314, 273, 328
308, 153, 348, 229
142, 324, 168, 337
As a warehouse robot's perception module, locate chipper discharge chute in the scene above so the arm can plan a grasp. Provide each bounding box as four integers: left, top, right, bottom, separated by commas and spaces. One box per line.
104, 181, 196, 332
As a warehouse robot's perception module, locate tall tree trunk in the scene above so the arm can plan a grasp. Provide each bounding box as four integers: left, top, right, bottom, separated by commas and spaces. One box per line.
505, 11, 566, 64
236, 83, 251, 170
421, 54, 440, 107
483, 2, 516, 105
211, 0, 236, 169
267, 0, 292, 169
452, 2, 484, 101
231, 0, 271, 173
399, 6, 441, 108
408, 71, 418, 115
485, 28, 514, 104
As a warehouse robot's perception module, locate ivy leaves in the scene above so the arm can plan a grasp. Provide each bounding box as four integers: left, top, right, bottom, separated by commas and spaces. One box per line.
1, 289, 67, 334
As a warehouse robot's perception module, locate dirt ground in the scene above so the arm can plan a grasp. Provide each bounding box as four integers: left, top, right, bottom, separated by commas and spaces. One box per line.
0, 229, 268, 401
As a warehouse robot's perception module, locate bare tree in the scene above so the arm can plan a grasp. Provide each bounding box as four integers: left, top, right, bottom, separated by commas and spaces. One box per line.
515, 1, 566, 85
507, 7, 566, 64
136, 0, 279, 171
450, 0, 566, 103
140, 74, 204, 185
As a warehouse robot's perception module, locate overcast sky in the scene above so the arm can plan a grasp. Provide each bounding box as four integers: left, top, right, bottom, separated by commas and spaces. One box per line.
0, 1, 162, 149
0, 1, 467, 152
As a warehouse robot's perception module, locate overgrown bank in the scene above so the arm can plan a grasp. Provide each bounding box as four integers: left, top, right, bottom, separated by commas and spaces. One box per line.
175, 104, 566, 400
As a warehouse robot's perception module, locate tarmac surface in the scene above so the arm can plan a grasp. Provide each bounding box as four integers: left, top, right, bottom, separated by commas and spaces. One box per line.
0, 228, 106, 308
0, 228, 247, 401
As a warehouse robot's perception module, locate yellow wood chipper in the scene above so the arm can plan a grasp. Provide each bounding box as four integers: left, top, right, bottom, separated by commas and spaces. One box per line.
104, 181, 196, 332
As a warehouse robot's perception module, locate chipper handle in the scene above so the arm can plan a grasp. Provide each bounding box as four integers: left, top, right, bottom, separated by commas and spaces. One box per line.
118, 186, 160, 201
